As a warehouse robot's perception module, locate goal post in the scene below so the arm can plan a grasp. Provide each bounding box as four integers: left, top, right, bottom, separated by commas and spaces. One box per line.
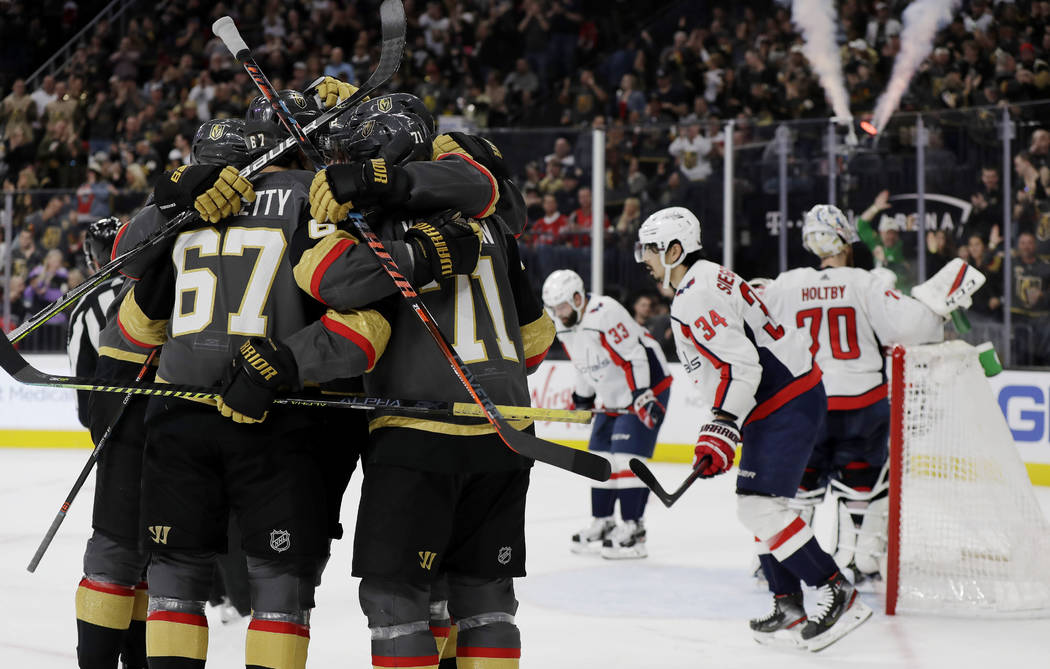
886, 341, 1050, 617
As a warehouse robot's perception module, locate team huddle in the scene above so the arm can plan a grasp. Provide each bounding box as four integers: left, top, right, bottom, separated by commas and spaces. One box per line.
542, 204, 985, 651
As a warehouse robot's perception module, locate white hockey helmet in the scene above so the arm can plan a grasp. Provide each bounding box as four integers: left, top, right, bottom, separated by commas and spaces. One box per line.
802, 204, 857, 259
635, 207, 703, 289
542, 269, 586, 325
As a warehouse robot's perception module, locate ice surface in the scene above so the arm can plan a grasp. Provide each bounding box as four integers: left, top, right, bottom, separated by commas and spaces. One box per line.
2, 448, 1048, 667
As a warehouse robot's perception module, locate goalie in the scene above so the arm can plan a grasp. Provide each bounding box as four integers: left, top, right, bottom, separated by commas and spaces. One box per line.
760, 204, 985, 589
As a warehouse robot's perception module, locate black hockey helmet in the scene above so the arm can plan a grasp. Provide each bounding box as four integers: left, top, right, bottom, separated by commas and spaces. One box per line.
245, 89, 322, 130
84, 216, 122, 270
340, 112, 433, 166
350, 93, 435, 134
191, 119, 252, 168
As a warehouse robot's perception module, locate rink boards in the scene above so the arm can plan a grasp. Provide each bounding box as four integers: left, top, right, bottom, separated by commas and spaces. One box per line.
1, 355, 1048, 485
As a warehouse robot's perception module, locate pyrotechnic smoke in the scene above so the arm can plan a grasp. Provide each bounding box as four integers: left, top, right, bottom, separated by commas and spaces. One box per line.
872, 0, 962, 132
791, 0, 852, 122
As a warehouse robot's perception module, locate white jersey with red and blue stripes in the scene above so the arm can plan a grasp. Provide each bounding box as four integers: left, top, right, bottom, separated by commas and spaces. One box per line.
762, 266, 943, 409
670, 260, 820, 424
555, 294, 672, 410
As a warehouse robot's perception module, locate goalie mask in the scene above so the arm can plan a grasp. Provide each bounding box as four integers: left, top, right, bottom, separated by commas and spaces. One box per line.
635, 207, 702, 289
84, 216, 122, 271
192, 119, 252, 168
542, 269, 586, 328
802, 204, 858, 259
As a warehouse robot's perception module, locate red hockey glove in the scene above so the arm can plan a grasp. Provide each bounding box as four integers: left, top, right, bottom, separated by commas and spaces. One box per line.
694, 419, 740, 476
631, 388, 665, 430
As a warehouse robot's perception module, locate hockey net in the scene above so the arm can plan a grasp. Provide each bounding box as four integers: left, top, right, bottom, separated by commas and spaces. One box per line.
886, 341, 1050, 617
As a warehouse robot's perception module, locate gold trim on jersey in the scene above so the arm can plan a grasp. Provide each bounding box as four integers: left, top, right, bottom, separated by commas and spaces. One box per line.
322, 308, 392, 371
118, 287, 169, 348
293, 230, 360, 297
367, 414, 533, 435
98, 346, 157, 365
520, 312, 556, 363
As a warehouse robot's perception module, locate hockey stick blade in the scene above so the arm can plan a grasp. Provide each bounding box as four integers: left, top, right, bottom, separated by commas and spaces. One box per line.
629, 455, 712, 507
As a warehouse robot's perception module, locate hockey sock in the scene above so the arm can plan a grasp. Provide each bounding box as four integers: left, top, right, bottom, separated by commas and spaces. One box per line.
439, 624, 458, 668
371, 630, 440, 669
757, 553, 801, 596
119, 582, 149, 669
777, 537, 840, 587
616, 488, 650, 521
75, 578, 135, 669
591, 488, 616, 518
146, 609, 208, 669
431, 615, 451, 658
245, 618, 310, 669
455, 621, 520, 669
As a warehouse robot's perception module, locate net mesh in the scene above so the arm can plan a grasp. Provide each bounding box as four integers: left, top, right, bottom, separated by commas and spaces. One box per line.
894, 341, 1050, 616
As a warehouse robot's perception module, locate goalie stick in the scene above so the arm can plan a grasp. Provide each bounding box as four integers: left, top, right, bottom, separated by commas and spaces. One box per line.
26, 350, 157, 573
629, 455, 712, 508
219, 13, 610, 483
0, 334, 590, 423
7, 0, 407, 345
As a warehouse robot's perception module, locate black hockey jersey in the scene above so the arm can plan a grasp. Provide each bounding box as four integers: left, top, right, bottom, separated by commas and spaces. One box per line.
66, 274, 125, 427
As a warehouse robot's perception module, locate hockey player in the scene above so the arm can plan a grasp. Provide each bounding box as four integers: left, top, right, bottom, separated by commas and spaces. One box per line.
635, 206, 871, 651
541, 269, 672, 558
68, 216, 155, 669
224, 105, 556, 668
760, 204, 985, 586
117, 94, 387, 669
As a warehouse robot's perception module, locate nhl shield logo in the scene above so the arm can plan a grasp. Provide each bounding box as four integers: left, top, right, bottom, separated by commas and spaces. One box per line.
497, 546, 512, 565
270, 529, 291, 553
377, 97, 393, 113
209, 124, 225, 140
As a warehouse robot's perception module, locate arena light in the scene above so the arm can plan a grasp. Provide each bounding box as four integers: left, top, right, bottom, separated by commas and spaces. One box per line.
860, 121, 878, 136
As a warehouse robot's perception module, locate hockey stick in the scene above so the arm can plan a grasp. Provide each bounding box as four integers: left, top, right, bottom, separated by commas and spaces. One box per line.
628, 455, 712, 508
0, 336, 591, 422
26, 349, 157, 573
8, 3, 407, 344
222, 16, 609, 482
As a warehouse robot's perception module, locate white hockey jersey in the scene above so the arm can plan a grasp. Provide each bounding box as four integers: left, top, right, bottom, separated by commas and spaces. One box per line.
670, 260, 821, 423
762, 266, 943, 409
556, 294, 672, 410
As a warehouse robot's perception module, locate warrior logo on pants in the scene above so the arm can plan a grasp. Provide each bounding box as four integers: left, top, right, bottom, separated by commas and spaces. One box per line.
270, 529, 291, 553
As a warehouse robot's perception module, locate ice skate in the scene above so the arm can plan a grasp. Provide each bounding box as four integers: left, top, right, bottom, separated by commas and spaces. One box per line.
749, 592, 807, 647
600, 519, 647, 559
799, 572, 873, 652
570, 516, 615, 554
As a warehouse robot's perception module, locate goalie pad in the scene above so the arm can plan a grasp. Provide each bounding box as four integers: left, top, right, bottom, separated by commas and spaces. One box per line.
828, 467, 889, 577
911, 258, 986, 318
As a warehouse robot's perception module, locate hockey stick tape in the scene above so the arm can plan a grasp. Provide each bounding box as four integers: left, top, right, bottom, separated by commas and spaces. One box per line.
212, 17, 250, 61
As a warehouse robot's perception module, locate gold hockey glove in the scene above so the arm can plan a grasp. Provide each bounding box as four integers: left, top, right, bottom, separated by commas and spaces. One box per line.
312, 76, 360, 109
404, 210, 484, 281
309, 169, 353, 223
217, 338, 300, 424
154, 165, 255, 224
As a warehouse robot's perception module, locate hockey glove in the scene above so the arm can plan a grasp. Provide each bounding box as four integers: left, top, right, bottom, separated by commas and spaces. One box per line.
311, 76, 359, 109
327, 158, 412, 208
404, 210, 484, 281
154, 165, 255, 224
694, 419, 740, 477
631, 388, 666, 430
217, 338, 300, 424
309, 169, 353, 223
571, 392, 596, 411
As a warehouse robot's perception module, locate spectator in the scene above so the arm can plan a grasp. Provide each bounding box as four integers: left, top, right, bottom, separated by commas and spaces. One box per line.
866, 2, 902, 50
614, 73, 647, 121
1027, 130, 1050, 176
668, 115, 714, 182
1, 79, 37, 142
545, 0, 582, 82
614, 197, 643, 237
1008, 232, 1050, 365
75, 161, 117, 223
965, 165, 1003, 246
856, 189, 914, 290
538, 158, 567, 196
10, 227, 43, 279
1014, 151, 1049, 231
560, 69, 608, 125
518, 0, 550, 86
631, 293, 654, 328
530, 193, 569, 246
651, 68, 689, 119
4, 274, 28, 326
505, 58, 539, 107
324, 46, 356, 85
565, 187, 609, 247
963, 233, 1003, 322
30, 75, 57, 123
23, 249, 70, 326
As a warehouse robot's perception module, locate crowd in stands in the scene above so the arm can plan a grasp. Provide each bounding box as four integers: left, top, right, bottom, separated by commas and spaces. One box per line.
0, 0, 1049, 362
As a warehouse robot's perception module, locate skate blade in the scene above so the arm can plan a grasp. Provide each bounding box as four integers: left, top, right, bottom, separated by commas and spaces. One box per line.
570, 540, 603, 555
805, 600, 873, 652
600, 547, 648, 560
752, 629, 805, 649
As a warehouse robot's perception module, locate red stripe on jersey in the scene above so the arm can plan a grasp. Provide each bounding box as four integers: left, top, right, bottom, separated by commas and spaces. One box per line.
609, 469, 637, 480
117, 315, 156, 350
429, 625, 450, 637
651, 375, 673, 396
247, 618, 310, 638
146, 611, 208, 627
745, 364, 823, 426
436, 152, 498, 219
457, 647, 522, 659
78, 578, 134, 597
828, 383, 887, 411
525, 345, 550, 370
598, 331, 637, 391
371, 654, 440, 667
112, 223, 129, 262
680, 323, 732, 409
767, 516, 807, 551
322, 314, 377, 369
310, 238, 355, 303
